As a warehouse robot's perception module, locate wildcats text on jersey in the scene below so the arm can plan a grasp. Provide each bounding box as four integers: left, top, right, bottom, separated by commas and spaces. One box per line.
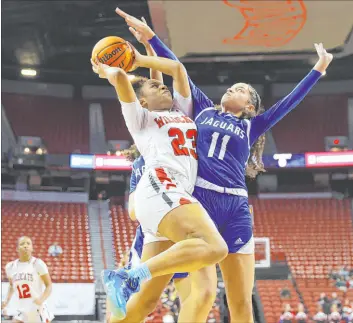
200, 116, 246, 139
154, 115, 194, 128
12, 272, 34, 282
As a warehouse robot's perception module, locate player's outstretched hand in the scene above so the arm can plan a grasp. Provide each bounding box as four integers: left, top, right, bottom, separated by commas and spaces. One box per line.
313, 43, 333, 74
116, 7, 155, 44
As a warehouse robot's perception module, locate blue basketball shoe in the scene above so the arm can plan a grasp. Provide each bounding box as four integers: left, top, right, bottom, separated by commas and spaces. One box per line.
101, 268, 140, 319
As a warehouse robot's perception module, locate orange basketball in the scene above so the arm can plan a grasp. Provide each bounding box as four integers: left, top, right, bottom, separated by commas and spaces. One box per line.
91, 36, 135, 72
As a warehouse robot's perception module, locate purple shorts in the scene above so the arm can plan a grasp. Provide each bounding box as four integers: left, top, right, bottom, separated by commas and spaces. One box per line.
193, 186, 253, 254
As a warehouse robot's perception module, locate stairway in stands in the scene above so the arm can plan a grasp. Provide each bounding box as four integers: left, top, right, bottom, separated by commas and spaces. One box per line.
88, 200, 115, 321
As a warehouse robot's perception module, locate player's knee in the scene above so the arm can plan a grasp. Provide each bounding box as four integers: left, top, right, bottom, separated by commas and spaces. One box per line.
229, 298, 253, 320
207, 238, 228, 264
195, 284, 217, 309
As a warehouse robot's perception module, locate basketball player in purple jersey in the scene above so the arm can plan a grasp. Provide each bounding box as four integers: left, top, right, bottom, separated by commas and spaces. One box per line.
116, 8, 333, 323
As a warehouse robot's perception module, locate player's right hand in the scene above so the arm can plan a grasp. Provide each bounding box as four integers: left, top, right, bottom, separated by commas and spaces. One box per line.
115, 7, 155, 43
91, 59, 122, 85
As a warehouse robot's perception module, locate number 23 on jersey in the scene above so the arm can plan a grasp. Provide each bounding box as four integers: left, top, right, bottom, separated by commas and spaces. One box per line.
169, 128, 198, 159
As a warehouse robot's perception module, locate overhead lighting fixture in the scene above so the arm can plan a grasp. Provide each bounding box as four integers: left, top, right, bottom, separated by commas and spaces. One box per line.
23, 147, 31, 154
21, 68, 37, 77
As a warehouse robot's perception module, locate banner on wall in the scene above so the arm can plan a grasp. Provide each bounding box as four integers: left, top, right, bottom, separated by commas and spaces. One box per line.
69, 151, 353, 171
70, 154, 132, 170
1, 283, 95, 316
94, 154, 132, 170
305, 151, 353, 168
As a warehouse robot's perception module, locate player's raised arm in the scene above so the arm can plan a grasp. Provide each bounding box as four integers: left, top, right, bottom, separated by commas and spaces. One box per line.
116, 7, 215, 117
249, 43, 333, 145
91, 59, 137, 103
128, 16, 163, 83
91, 58, 149, 134
136, 50, 190, 99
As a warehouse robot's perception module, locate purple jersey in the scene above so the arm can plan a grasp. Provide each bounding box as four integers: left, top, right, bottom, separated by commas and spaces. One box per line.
149, 35, 322, 190
129, 156, 145, 194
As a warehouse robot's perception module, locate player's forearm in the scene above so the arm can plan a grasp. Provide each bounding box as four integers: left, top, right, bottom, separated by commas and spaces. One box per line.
144, 43, 163, 82
5, 286, 14, 304
108, 68, 136, 103
39, 285, 52, 303
148, 35, 179, 62
137, 55, 184, 80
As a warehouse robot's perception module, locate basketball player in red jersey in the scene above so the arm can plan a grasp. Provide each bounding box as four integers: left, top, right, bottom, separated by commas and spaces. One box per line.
2, 236, 54, 323
92, 44, 228, 321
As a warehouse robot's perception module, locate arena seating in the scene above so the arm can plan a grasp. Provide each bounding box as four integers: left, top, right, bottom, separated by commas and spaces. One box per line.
270, 95, 349, 153
2, 93, 89, 154
1, 201, 94, 282
252, 198, 353, 316
100, 100, 132, 141
252, 198, 353, 277
257, 280, 301, 323
296, 278, 353, 315
109, 203, 138, 266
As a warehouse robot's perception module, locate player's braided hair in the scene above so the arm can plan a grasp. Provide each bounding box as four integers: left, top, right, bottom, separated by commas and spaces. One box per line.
131, 76, 148, 99
241, 85, 266, 179
122, 144, 141, 162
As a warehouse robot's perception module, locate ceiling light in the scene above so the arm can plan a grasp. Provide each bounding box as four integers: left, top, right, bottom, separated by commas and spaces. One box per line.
21, 69, 37, 77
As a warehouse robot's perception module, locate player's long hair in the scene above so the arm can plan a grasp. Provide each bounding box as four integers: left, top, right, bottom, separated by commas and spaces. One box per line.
242, 85, 266, 178
122, 144, 141, 162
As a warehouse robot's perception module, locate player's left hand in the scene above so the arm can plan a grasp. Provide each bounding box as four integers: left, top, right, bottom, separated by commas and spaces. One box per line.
33, 298, 43, 306
313, 43, 333, 74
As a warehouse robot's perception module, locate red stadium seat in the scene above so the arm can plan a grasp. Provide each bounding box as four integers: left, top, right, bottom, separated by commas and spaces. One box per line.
2, 93, 89, 154
1, 201, 94, 283
252, 198, 353, 317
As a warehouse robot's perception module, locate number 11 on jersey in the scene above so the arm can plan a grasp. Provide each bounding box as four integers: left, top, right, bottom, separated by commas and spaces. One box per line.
208, 132, 230, 160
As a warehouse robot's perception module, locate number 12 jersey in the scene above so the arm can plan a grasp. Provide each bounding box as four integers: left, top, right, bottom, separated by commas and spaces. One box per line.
5, 257, 49, 312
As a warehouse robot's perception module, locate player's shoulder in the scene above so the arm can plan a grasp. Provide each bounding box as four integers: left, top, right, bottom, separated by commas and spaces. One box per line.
32, 257, 47, 268
195, 107, 216, 121
5, 260, 16, 270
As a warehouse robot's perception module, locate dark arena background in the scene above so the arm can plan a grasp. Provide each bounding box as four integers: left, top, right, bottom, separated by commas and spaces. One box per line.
1, 1, 353, 323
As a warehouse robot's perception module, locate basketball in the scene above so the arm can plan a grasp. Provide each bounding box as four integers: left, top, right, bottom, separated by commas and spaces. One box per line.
91, 36, 135, 72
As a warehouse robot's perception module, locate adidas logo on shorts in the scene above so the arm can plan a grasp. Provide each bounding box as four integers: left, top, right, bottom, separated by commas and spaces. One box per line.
234, 238, 244, 245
